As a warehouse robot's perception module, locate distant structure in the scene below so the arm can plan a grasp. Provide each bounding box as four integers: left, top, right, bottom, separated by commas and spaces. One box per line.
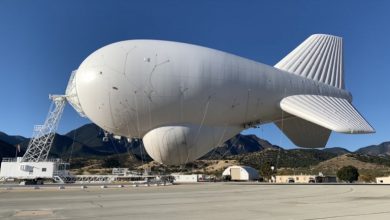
275, 174, 336, 183
222, 165, 260, 181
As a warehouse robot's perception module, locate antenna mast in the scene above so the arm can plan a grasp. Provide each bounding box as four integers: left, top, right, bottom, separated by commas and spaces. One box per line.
21, 95, 67, 162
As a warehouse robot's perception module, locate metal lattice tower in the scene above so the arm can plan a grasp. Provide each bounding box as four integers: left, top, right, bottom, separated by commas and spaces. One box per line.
21, 95, 67, 162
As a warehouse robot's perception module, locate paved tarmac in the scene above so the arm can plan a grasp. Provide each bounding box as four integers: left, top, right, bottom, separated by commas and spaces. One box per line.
1, 183, 390, 220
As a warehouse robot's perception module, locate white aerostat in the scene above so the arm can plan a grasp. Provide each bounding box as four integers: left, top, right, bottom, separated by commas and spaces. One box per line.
65, 34, 374, 165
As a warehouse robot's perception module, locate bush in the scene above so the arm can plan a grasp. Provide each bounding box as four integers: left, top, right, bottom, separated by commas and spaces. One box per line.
337, 166, 359, 183
359, 173, 376, 183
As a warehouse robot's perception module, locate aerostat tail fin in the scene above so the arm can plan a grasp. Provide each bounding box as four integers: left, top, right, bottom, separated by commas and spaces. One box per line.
280, 95, 374, 134
275, 95, 375, 148
275, 34, 344, 89
275, 117, 331, 148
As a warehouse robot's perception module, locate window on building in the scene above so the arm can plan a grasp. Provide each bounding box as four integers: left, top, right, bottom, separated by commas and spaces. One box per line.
42, 168, 47, 172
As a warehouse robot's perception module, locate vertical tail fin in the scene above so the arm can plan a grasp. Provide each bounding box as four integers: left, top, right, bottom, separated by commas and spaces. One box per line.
275, 34, 344, 89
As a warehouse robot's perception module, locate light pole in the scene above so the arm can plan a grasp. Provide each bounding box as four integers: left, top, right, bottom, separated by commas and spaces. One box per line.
271, 166, 275, 183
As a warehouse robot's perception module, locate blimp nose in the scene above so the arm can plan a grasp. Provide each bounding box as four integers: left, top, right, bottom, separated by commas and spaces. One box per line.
65, 67, 128, 136
65, 70, 86, 117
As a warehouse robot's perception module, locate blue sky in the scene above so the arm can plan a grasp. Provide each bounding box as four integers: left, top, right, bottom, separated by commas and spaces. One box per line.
0, 0, 388, 151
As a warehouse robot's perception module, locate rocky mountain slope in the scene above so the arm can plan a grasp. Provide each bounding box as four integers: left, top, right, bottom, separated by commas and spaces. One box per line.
356, 142, 390, 156
0, 131, 27, 145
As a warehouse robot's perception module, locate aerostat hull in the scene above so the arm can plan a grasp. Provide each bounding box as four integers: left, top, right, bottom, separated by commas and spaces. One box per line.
67, 36, 373, 165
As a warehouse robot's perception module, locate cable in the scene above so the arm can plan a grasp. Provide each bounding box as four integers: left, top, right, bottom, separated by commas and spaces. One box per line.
184, 95, 211, 166
219, 134, 241, 160
206, 124, 228, 160
133, 91, 145, 167
275, 89, 287, 171
243, 89, 251, 123
109, 136, 120, 155
68, 127, 77, 163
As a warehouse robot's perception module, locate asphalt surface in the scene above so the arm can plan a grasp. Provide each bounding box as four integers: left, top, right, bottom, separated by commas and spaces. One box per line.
1, 183, 390, 220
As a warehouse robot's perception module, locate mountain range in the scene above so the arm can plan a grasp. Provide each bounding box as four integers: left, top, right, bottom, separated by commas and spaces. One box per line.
0, 123, 389, 167
0, 131, 27, 146
356, 142, 390, 156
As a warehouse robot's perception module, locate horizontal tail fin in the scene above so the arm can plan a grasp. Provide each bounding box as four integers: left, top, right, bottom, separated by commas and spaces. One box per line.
280, 95, 375, 134
275, 34, 344, 89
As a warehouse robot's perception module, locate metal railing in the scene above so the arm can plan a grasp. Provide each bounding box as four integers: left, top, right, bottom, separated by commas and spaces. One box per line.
1, 158, 17, 162
1, 158, 67, 163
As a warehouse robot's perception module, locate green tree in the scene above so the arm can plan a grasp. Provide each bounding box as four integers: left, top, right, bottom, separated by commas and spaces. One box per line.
337, 166, 359, 183
259, 162, 276, 181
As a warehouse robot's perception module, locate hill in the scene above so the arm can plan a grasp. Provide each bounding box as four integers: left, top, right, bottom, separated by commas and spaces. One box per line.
64, 123, 147, 159
202, 134, 279, 159
229, 148, 338, 171
312, 154, 390, 180
65, 124, 282, 161
0, 140, 25, 162
0, 131, 27, 145
314, 154, 387, 171
323, 147, 350, 156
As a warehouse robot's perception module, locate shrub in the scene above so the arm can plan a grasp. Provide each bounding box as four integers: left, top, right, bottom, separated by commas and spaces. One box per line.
337, 166, 359, 183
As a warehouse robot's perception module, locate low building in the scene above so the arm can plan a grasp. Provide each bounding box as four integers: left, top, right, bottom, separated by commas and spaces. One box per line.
0, 157, 71, 182
222, 165, 259, 181
171, 174, 199, 183
316, 175, 337, 183
376, 176, 390, 184
276, 175, 316, 183
275, 174, 336, 183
